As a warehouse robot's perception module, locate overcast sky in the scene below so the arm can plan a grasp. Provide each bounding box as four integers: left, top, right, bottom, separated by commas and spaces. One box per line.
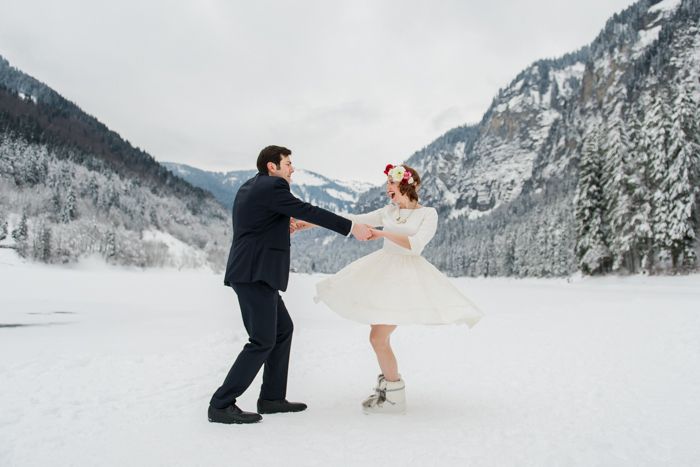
1, 0, 638, 183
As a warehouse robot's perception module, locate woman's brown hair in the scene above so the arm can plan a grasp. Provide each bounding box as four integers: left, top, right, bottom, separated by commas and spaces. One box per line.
397, 165, 421, 202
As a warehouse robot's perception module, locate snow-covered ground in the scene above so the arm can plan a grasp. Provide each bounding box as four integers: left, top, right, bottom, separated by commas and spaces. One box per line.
1, 249, 699, 466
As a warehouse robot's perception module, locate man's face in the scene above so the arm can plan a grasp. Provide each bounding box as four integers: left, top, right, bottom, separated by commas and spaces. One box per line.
268, 155, 294, 184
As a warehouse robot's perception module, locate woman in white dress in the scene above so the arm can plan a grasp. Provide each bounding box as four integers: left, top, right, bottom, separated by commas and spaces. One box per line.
295, 164, 483, 414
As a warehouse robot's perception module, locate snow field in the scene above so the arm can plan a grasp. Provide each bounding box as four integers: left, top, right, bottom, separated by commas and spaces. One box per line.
1, 250, 699, 466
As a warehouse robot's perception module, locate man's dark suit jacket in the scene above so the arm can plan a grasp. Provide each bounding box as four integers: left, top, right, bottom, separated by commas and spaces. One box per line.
224, 172, 352, 292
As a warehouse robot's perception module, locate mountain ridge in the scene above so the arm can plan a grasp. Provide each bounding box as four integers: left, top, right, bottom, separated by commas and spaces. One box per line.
162, 161, 377, 213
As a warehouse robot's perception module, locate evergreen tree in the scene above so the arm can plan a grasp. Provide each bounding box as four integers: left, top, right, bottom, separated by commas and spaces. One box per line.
628, 105, 655, 271
61, 186, 76, 223
574, 125, 610, 274
0, 211, 7, 242
149, 207, 159, 228
534, 209, 550, 276
34, 222, 52, 263
603, 104, 634, 270
105, 224, 116, 259
11, 213, 29, 256
51, 188, 62, 217
85, 176, 99, 205
12, 213, 28, 242
648, 89, 674, 266
664, 86, 700, 266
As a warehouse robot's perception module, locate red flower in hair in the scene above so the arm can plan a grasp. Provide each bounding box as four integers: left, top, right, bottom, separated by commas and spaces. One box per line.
383, 164, 395, 175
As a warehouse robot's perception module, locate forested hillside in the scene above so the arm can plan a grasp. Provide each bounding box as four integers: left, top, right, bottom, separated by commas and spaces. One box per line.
0, 59, 230, 269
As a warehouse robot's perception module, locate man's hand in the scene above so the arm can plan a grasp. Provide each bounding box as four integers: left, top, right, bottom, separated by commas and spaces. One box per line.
292, 219, 315, 231
367, 228, 384, 241
290, 218, 298, 235
295, 220, 317, 230
351, 223, 373, 241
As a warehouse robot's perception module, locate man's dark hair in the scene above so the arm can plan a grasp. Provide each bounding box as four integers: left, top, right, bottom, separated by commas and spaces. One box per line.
257, 146, 292, 173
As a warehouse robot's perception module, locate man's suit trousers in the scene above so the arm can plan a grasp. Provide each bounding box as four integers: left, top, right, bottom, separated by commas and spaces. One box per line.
210, 281, 293, 409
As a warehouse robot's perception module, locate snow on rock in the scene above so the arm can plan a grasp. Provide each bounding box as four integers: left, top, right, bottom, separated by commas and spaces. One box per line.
649, 0, 682, 14
289, 169, 327, 186
335, 179, 378, 194
417, 58, 590, 220
325, 188, 356, 202
637, 25, 662, 50
632, 0, 681, 56
17, 92, 36, 103
552, 63, 586, 98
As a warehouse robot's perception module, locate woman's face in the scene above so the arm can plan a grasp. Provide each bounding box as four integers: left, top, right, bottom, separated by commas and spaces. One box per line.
386, 177, 407, 203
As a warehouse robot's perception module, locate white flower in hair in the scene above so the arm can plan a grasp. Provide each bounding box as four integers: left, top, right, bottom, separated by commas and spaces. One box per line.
389, 166, 405, 182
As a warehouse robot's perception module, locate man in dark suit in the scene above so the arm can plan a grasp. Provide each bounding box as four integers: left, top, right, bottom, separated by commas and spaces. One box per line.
208, 145, 371, 424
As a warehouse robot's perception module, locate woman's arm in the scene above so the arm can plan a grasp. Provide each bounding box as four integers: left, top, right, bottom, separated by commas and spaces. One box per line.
369, 209, 438, 252
346, 208, 384, 227
369, 228, 410, 249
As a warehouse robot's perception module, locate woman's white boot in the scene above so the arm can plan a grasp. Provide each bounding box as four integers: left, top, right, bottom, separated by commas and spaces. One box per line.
361, 374, 406, 415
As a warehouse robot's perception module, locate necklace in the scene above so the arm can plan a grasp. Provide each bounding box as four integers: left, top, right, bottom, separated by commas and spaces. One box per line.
396, 202, 418, 224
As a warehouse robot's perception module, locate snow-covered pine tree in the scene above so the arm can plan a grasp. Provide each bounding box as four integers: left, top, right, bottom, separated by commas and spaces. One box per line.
555, 207, 577, 276
11, 213, 28, 256
648, 88, 674, 267
61, 185, 76, 223
11, 213, 27, 242
511, 223, 528, 277
534, 206, 550, 276
85, 176, 99, 205
628, 104, 655, 271
51, 187, 62, 218
492, 232, 514, 276
602, 103, 634, 271
105, 224, 116, 259
0, 211, 7, 241
664, 84, 699, 267
574, 125, 610, 274
33, 222, 52, 263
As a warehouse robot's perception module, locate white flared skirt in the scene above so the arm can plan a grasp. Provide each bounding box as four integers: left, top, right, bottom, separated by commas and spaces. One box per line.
314, 249, 484, 327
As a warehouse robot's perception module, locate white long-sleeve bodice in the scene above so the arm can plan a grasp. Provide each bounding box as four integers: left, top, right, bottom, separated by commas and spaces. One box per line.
344, 205, 438, 256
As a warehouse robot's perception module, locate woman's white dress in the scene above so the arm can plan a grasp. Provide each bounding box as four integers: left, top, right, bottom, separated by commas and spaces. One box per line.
313, 205, 483, 327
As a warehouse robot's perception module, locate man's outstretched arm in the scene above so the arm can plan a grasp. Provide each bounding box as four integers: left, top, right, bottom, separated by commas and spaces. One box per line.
293, 219, 373, 241
271, 178, 370, 238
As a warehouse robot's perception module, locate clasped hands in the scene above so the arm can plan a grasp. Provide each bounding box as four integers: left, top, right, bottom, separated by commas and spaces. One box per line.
290, 218, 381, 241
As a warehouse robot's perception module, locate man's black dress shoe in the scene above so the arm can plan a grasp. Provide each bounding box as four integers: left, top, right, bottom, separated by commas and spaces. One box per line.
208, 404, 262, 424
257, 398, 308, 414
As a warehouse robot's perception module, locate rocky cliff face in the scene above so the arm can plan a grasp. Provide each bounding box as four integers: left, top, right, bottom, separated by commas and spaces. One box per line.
356, 50, 589, 218
358, 0, 685, 222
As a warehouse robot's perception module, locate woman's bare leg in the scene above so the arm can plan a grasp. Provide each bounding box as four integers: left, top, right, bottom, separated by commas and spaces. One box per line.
369, 325, 399, 381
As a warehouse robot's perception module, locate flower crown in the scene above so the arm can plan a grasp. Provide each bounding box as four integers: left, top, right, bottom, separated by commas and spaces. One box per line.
384, 164, 416, 185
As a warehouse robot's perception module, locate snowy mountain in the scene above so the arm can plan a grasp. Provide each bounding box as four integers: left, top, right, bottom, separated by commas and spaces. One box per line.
298, 0, 700, 277
162, 162, 376, 213
0, 56, 231, 270
355, 52, 589, 219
